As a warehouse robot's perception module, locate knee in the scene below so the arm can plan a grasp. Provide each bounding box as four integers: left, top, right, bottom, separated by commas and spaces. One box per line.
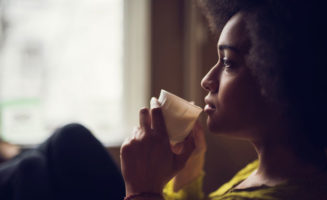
16, 152, 49, 187
53, 123, 95, 144
57, 123, 92, 139
48, 123, 102, 156
18, 152, 46, 174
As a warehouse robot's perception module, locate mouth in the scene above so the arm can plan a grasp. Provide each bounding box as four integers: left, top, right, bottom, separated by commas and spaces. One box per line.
204, 97, 216, 113
204, 104, 216, 113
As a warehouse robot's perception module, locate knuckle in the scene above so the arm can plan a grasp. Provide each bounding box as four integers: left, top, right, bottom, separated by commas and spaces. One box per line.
120, 139, 137, 155
120, 145, 129, 156
139, 107, 148, 114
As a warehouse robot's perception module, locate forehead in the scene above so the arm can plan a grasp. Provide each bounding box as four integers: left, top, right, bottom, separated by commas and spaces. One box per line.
218, 12, 250, 52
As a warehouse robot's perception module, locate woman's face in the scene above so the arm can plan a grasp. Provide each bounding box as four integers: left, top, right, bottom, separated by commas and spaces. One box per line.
201, 13, 274, 140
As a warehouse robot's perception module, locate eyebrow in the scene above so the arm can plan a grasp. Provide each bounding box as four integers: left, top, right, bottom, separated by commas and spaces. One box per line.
218, 44, 240, 53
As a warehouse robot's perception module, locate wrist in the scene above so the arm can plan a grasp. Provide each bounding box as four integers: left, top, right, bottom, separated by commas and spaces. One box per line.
176, 155, 204, 179
173, 157, 204, 191
173, 169, 203, 191
176, 165, 203, 179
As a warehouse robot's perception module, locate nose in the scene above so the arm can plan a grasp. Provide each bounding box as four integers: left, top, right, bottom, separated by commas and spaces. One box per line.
201, 64, 220, 93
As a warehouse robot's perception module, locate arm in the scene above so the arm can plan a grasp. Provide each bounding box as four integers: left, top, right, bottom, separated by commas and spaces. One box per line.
172, 122, 206, 191
163, 122, 207, 200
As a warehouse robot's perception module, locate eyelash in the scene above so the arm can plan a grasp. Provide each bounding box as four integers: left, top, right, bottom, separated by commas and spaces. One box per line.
222, 58, 232, 68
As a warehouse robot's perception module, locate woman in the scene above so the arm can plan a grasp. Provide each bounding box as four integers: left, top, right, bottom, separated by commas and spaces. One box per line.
121, 0, 327, 199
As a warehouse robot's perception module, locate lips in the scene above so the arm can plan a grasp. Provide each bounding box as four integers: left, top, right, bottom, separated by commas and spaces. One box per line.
204, 96, 216, 113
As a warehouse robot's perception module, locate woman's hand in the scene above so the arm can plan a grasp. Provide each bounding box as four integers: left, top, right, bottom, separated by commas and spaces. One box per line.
150, 97, 207, 191
172, 121, 207, 191
120, 108, 195, 196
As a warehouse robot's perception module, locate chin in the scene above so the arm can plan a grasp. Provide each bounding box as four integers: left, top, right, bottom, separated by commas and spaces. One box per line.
206, 117, 224, 134
206, 116, 245, 138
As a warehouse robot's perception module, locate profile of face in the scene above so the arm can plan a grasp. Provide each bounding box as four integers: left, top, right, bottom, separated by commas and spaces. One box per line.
201, 12, 276, 141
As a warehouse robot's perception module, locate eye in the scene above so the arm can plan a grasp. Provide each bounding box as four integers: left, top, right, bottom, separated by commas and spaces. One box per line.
222, 58, 232, 68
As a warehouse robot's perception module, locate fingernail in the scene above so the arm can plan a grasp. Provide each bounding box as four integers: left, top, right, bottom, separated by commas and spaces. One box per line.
140, 107, 148, 114
150, 97, 160, 108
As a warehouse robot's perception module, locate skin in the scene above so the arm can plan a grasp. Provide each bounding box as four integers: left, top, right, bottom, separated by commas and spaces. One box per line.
120, 107, 196, 200
120, 11, 327, 199
120, 99, 206, 199
201, 12, 273, 141
202, 12, 327, 189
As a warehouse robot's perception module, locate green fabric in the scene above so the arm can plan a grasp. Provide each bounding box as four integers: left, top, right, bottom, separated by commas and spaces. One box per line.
163, 160, 327, 200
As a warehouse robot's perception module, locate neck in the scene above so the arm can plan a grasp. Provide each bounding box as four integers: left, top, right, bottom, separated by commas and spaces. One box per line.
252, 138, 327, 181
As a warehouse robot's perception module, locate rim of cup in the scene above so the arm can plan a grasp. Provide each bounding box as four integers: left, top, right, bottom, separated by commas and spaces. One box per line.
160, 89, 203, 112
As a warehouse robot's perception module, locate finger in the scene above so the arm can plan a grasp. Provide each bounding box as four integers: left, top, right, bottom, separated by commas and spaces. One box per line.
151, 107, 167, 135
120, 135, 133, 155
150, 97, 161, 129
139, 108, 151, 133
171, 142, 184, 155
150, 97, 161, 109
193, 121, 207, 150
171, 130, 195, 154
133, 126, 143, 140
121, 136, 131, 148
193, 122, 202, 145
174, 135, 195, 170
191, 122, 207, 155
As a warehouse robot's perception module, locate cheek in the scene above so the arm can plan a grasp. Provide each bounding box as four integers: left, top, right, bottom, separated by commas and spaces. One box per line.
217, 75, 246, 131
210, 71, 266, 137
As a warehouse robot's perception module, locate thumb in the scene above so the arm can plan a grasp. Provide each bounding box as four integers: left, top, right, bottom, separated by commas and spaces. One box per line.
173, 135, 195, 171
150, 97, 161, 108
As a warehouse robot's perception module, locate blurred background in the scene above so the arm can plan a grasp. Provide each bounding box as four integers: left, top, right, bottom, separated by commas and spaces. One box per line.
0, 0, 256, 195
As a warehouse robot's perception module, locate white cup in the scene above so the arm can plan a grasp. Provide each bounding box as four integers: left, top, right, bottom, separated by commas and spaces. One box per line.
150, 89, 203, 145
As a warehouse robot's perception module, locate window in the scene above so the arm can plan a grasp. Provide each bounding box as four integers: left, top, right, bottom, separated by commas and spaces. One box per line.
0, 0, 150, 146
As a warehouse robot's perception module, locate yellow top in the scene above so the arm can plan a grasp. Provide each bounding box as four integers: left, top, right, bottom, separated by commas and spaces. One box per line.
163, 160, 327, 200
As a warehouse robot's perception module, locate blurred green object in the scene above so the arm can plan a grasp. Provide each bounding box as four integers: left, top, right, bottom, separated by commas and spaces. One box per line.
0, 98, 42, 144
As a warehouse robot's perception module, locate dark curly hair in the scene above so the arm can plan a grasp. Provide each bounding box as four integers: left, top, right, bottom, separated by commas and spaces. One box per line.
197, 0, 327, 148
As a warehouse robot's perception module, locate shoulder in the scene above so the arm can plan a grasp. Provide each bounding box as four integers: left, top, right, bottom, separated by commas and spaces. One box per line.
209, 160, 327, 200
209, 160, 258, 197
